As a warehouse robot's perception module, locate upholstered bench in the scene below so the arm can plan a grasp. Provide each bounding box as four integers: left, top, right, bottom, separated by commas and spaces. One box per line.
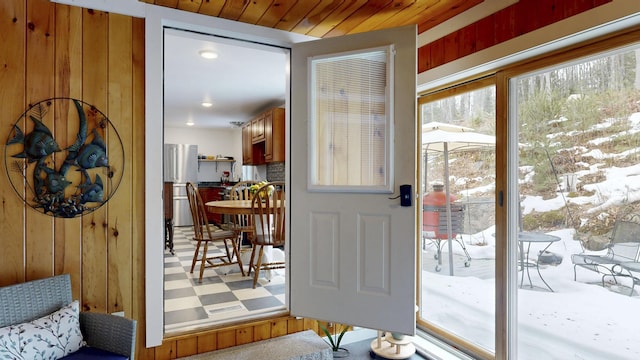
0, 274, 136, 359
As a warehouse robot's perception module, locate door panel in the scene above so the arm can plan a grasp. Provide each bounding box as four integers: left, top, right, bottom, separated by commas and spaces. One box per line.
290, 25, 417, 335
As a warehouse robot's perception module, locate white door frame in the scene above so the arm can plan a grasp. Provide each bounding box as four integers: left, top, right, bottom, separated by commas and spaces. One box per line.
144, 5, 314, 347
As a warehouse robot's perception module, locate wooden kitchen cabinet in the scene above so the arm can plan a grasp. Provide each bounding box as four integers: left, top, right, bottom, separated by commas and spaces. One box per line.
242, 107, 284, 165
264, 108, 285, 162
198, 187, 224, 225
242, 123, 253, 164
251, 114, 265, 143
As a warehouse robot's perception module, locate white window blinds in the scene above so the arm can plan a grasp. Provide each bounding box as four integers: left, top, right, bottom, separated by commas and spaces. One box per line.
309, 46, 393, 192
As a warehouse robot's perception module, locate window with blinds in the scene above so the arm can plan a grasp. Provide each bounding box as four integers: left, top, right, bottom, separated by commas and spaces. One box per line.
309, 46, 393, 192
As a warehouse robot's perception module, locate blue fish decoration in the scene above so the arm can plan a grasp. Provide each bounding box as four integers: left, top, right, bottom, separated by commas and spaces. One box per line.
68, 99, 88, 153
76, 129, 109, 170
37, 164, 72, 195
60, 99, 88, 175
79, 174, 104, 204
7, 116, 61, 162
63, 128, 109, 174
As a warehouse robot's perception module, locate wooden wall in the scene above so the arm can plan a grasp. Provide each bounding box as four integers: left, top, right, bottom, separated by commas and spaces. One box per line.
418, 0, 613, 72
0, 3, 320, 359
0, 0, 623, 359
0, 0, 149, 355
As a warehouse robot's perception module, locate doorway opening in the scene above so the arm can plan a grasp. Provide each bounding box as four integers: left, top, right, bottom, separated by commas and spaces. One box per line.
162, 28, 290, 334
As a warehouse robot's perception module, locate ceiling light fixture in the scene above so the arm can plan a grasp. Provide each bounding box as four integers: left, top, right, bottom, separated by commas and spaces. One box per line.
201, 101, 213, 107
199, 50, 218, 59
186, 120, 194, 126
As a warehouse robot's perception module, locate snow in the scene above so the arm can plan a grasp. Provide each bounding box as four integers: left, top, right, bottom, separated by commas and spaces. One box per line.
420, 113, 640, 359
423, 197, 640, 360
423, 228, 640, 359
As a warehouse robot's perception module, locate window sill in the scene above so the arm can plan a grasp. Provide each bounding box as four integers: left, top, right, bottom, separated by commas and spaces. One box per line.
339, 328, 474, 360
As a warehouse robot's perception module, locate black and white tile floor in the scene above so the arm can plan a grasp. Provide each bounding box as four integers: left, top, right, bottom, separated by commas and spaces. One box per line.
164, 226, 286, 334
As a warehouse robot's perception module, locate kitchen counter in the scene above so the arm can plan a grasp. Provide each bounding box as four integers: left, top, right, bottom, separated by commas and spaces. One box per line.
196, 184, 232, 225
197, 182, 237, 188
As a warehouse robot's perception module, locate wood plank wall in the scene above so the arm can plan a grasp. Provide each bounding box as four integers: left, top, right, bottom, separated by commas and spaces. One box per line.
0, 3, 323, 359
0, 0, 149, 356
0, 0, 618, 359
418, 0, 613, 72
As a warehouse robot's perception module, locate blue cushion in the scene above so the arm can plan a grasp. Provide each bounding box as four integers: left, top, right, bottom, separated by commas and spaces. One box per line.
61, 346, 128, 359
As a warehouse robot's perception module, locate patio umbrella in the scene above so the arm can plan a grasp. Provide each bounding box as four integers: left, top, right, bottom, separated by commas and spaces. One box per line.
422, 121, 495, 275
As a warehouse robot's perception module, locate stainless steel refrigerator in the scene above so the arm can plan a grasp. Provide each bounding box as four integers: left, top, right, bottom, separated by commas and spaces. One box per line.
164, 144, 198, 227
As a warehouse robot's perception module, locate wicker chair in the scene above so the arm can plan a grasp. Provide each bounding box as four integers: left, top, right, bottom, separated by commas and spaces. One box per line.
0, 274, 136, 359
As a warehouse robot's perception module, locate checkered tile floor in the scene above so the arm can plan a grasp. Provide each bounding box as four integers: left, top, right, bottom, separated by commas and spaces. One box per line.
164, 226, 286, 334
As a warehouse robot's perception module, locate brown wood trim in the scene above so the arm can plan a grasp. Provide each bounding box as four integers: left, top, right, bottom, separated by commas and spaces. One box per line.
418, 0, 613, 72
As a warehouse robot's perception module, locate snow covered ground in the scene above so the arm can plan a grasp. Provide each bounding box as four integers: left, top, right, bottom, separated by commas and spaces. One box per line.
423, 227, 639, 360
421, 182, 640, 359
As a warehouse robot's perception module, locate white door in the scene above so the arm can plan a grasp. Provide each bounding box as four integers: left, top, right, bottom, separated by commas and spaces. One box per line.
290, 25, 417, 335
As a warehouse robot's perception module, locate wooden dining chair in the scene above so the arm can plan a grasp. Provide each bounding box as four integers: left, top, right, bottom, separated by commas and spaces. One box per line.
229, 180, 261, 248
249, 181, 285, 288
186, 182, 244, 282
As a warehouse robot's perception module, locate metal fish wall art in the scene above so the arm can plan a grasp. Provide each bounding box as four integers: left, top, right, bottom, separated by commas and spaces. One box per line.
7, 116, 62, 162
4, 98, 124, 218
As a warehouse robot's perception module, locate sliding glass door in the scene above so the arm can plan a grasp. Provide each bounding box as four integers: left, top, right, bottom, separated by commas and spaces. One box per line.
417, 79, 497, 357
510, 42, 640, 360
417, 27, 640, 360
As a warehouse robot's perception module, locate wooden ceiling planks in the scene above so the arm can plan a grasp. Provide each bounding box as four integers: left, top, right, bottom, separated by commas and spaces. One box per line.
197, 1, 225, 17
237, 0, 275, 24
417, 0, 482, 33
304, 0, 369, 38
218, 0, 250, 21
273, 1, 327, 32
289, 0, 350, 35
256, 1, 299, 28
176, 0, 203, 13
322, 0, 396, 38
142, 0, 480, 37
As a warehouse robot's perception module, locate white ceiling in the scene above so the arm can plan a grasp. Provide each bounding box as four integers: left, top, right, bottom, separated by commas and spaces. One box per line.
163, 29, 288, 129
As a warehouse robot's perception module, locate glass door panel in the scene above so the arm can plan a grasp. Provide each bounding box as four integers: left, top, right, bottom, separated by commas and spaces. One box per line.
418, 84, 497, 354
511, 44, 640, 360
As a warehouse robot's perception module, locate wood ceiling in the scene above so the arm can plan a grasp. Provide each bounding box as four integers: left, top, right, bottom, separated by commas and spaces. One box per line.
141, 0, 484, 38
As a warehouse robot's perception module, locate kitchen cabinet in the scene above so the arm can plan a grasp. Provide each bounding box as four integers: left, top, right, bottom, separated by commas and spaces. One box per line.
242, 123, 253, 164
264, 108, 285, 162
251, 114, 265, 143
243, 121, 265, 166
242, 107, 285, 165
198, 186, 225, 225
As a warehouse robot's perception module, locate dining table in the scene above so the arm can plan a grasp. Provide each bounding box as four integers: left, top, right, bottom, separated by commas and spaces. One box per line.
205, 199, 285, 215
205, 199, 256, 215
205, 199, 285, 280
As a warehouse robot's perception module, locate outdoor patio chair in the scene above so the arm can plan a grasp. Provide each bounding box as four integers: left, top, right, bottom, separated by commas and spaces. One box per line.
571, 213, 640, 294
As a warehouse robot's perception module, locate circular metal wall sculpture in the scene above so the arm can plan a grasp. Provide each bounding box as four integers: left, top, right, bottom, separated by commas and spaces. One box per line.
4, 98, 124, 218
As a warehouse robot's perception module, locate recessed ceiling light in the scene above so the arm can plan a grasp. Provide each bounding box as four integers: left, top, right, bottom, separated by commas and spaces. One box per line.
201, 102, 213, 107
199, 50, 218, 59
186, 120, 194, 126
